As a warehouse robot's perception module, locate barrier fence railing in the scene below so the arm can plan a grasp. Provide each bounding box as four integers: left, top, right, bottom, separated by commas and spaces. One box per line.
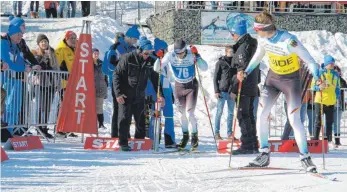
268, 88, 347, 140
1, 70, 69, 141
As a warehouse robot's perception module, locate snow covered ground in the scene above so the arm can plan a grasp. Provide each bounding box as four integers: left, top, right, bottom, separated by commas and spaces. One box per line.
1, 15, 347, 192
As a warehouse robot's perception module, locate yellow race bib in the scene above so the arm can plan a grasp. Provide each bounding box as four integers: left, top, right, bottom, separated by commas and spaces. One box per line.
267, 52, 300, 75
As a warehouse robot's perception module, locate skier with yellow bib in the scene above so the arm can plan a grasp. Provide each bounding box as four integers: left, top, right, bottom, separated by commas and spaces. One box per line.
237, 11, 320, 172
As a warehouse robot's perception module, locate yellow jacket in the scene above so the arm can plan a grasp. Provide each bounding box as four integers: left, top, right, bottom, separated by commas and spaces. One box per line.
55, 40, 75, 88
311, 69, 340, 106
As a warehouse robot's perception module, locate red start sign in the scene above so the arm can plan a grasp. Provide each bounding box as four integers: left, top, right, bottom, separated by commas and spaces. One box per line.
84, 137, 153, 151
218, 140, 328, 154
4, 136, 44, 151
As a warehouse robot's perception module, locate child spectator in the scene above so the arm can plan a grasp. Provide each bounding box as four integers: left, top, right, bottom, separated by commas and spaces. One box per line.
311, 56, 340, 149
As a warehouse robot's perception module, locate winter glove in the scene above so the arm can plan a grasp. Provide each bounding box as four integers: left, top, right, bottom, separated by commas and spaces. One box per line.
190, 45, 198, 55
156, 49, 164, 58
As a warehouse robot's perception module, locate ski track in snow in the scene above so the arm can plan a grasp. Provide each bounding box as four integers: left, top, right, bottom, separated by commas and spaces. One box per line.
1, 15, 347, 192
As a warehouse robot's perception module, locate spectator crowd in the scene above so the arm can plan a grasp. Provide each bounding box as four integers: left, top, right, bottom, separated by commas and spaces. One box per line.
10, 1, 91, 18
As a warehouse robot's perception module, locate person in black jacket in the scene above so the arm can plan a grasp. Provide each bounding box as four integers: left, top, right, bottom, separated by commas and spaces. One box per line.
228, 20, 260, 155
113, 37, 165, 151
213, 45, 237, 140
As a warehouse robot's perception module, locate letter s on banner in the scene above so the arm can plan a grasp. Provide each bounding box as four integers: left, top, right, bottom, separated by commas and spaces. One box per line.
56, 33, 97, 134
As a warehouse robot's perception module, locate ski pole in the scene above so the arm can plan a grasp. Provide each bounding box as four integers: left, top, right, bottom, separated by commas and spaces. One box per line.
320, 90, 326, 169
153, 50, 164, 152
136, 18, 147, 36
228, 81, 242, 168
194, 57, 218, 151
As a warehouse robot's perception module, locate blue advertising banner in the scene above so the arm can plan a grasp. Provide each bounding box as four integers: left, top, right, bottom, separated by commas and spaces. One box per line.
201, 12, 257, 45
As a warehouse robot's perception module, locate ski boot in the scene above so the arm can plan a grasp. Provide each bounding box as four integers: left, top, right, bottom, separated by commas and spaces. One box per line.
247, 147, 270, 167
300, 153, 317, 173
335, 134, 341, 147
164, 134, 177, 148
191, 132, 199, 151
177, 132, 189, 150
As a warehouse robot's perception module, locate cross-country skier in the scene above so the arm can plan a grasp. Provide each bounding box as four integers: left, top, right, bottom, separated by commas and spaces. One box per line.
236, 10, 320, 172
202, 16, 224, 34
154, 40, 208, 150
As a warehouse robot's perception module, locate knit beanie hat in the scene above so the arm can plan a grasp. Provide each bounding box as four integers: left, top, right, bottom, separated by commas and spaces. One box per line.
139, 36, 153, 51
154, 38, 168, 53
125, 25, 140, 39
65, 30, 76, 40
230, 20, 247, 36
323, 55, 335, 67
37, 34, 49, 44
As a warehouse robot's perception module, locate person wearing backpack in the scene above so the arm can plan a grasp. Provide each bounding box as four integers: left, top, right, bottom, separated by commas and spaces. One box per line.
102, 25, 140, 138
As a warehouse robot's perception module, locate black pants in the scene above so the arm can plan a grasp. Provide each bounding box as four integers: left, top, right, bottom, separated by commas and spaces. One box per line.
111, 87, 119, 137
314, 103, 334, 141
81, 1, 90, 17
237, 95, 257, 150
45, 8, 57, 18
118, 100, 146, 146
30, 1, 39, 12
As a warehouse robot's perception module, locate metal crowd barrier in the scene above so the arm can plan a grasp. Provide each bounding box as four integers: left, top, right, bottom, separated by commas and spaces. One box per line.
268, 88, 347, 139
1, 70, 69, 141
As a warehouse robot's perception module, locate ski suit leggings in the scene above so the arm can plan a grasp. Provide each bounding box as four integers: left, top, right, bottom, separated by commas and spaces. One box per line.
175, 79, 199, 134
257, 71, 308, 154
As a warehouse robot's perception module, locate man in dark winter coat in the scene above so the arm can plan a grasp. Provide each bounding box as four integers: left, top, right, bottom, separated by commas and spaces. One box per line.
213, 45, 237, 140
229, 20, 260, 154
113, 37, 165, 151
102, 25, 139, 138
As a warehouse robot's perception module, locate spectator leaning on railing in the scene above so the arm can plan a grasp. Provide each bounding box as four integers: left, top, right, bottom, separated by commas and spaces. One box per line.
31, 34, 60, 139
311, 55, 340, 149
2, 16, 41, 136
9, 16, 42, 136
1, 21, 32, 138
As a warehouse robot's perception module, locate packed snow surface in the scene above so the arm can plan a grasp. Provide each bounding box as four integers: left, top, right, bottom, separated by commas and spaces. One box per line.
1, 15, 347, 192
